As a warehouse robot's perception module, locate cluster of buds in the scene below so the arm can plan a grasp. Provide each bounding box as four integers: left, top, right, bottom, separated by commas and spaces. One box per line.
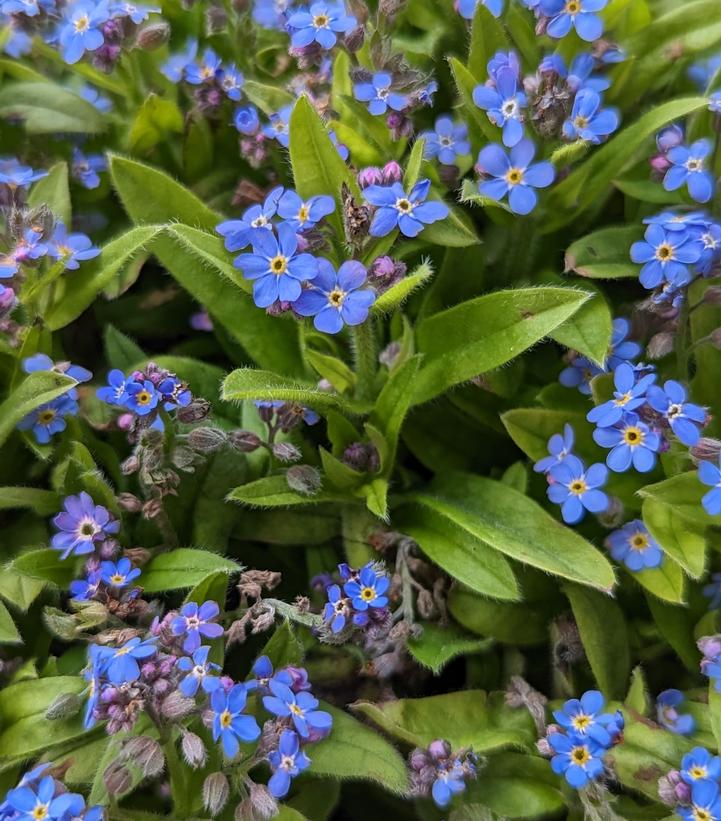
408, 739, 478, 809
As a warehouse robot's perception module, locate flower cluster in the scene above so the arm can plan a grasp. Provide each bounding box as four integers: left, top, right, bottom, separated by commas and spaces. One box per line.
699, 636, 721, 694
321, 561, 391, 637
542, 690, 623, 789
408, 739, 478, 809
656, 689, 695, 736
16, 354, 92, 444
0, 763, 104, 820
659, 747, 721, 821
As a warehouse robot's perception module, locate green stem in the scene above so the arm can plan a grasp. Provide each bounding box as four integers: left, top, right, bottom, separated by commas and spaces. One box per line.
352, 319, 377, 402
675, 298, 690, 382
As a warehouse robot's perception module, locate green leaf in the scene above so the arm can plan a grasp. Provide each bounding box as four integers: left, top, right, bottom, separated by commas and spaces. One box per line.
403, 137, 425, 190
12, 549, 75, 588
565, 225, 639, 280
501, 407, 597, 462
352, 690, 535, 754
642, 497, 706, 580
420, 205, 479, 248
371, 261, 433, 315
0, 570, 46, 612
413, 287, 591, 405
222, 368, 366, 414
410, 472, 616, 592
394, 505, 520, 601
108, 153, 219, 230
228, 475, 345, 507
310, 705, 410, 795
407, 623, 493, 674
288, 95, 359, 238
468, 2, 509, 79
0, 486, 60, 515
305, 349, 356, 393
103, 324, 145, 370
449, 56, 498, 145
0, 81, 105, 133
258, 620, 304, 670
0, 370, 77, 449
544, 97, 709, 230
646, 595, 699, 670
639, 472, 718, 527
46, 225, 163, 330
564, 583, 630, 698
243, 80, 295, 115
139, 548, 241, 593
631, 556, 686, 605
27, 161, 71, 226
0, 600, 21, 645
159, 226, 304, 376
548, 290, 612, 366
128, 93, 183, 154
183, 571, 229, 607
625, 666, 650, 715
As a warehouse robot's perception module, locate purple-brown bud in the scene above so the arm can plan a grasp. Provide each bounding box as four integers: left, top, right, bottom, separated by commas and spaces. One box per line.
136, 21, 170, 50
357, 166, 383, 189
286, 464, 322, 495
181, 730, 207, 769
203, 772, 229, 816
381, 160, 403, 184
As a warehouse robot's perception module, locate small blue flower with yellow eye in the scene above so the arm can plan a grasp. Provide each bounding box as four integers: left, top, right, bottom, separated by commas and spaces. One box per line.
343, 563, 389, 611
99, 557, 141, 588
680, 747, 721, 786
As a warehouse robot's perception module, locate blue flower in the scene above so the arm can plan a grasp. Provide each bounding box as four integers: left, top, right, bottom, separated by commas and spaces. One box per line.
644, 209, 709, 233
697, 221, 721, 274
70, 569, 102, 600
566, 52, 610, 93
421, 116, 470, 165
607, 520, 663, 571
6, 775, 78, 821
267, 729, 311, 798
252, 0, 291, 28
323, 584, 351, 633
1, 0, 41, 15
476, 139, 555, 215
219, 63, 244, 100
22, 353, 91, 391
246, 654, 292, 693
457, 0, 503, 19
353, 72, 407, 116
540, 0, 607, 42
646, 380, 706, 446
547, 456, 608, 524
234, 223, 319, 307
0, 159, 46, 188
562, 89, 619, 143
177, 645, 222, 696
263, 679, 333, 738
71, 147, 107, 189
534, 424, 575, 473
211, 683, 261, 758
553, 690, 617, 747
630, 225, 703, 289
689, 55, 721, 91
705, 574, 721, 610
17, 395, 77, 445
657, 689, 695, 736
83, 645, 104, 728
549, 732, 605, 788
96, 636, 157, 684
171, 600, 224, 653
431, 760, 468, 807
606, 317, 641, 370
100, 557, 141, 588
680, 747, 721, 786
125, 379, 160, 416
473, 67, 526, 147
277, 190, 335, 232
329, 130, 349, 161
559, 355, 602, 394
50, 491, 119, 559
58, 0, 110, 64
699, 455, 721, 515
158, 376, 191, 410
47, 222, 100, 270
593, 412, 660, 473
678, 781, 721, 821
111, 1, 158, 22
2, 25, 32, 57
1, 228, 48, 277
587, 363, 656, 428
262, 105, 293, 147
185, 48, 222, 84
97, 369, 130, 405
343, 563, 389, 610
363, 179, 449, 237
161, 38, 197, 83
710, 91, 721, 114
234, 104, 260, 135
663, 140, 716, 204
294, 259, 375, 335
286, 2, 356, 49
217, 186, 283, 252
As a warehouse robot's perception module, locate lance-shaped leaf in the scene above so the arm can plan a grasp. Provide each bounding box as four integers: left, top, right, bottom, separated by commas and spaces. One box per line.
565, 224, 640, 280
0, 81, 105, 133
413, 287, 591, 405
372, 261, 433, 315
140, 548, 241, 592
27, 161, 71, 226
0, 370, 77, 449
0, 486, 61, 514
468, 2, 509, 79
642, 497, 706, 580
407, 623, 493, 675
0, 601, 21, 645
228, 475, 345, 507
548, 288, 612, 366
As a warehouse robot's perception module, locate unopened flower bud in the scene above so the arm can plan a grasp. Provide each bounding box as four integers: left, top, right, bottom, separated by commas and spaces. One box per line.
698, 635, 721, 661
136, 20, 170, 49
708, 328, 721, 349
246, 783, 278, 820
205, 3, 227, 34
415, 589, 437, 620
161, 691, 196, 719
104, 761, 132, 796
188, 427, 227, 453
46, 692, 83, 720
690, 437, 721, 463
121, 736, 165, 777
286, 464, 322, 495
379, 0, 405, 17
381, 160, 403, 184
646, 331, 675, 360
229, 430, 263, 452
272, 441, 301, 463
346, 0, 369, 23
203, 772, 229, 816
344, 24, 365, 52
357, 166, 383, 188
656, 123, 684, 152
181, 730, 207, 769
704, 286, 721, 306
536, 737, 552, 757
649, 153, 672, 177
428, 739, 451, 760
121, 455, 140, 475
176, 399, 211, 423
117, 492, 142, 512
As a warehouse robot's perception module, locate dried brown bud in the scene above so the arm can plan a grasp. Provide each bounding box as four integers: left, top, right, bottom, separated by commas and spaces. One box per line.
136, 20, 170, 50
691, 437, 721, 462
271, 441, 301, 463
120, 454, 140, 475
181, 730, 207, 769
238, 569, 282, 599
228, 430, 263, 452
117, 492, 143, 512
104, 761, 132, 796
246, 783, 278, 820
176, 399, 211, 423
161, 691, 196, 719
188, 427, 227, 453
705, 286, 721, 306
344, 24, 365, 52
286, 464, 322, 495
203, 772, 229, 816
205, 3, 227, 34
142, 498, 164, 520
416, 589, 437, 620
646, 331, 675, 360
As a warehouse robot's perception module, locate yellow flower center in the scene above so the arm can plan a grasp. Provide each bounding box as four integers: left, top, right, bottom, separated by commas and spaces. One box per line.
565, 0, 580, 13
74, 14, 90, 31
32, 806, 49, 821
220, 709, 232, 727
623, 426, 643, 446
270, 254, 288, 275
395, 198, 413, 213
571, 745, 590, 765
38, 409, 56, 424
690, 765, 708, 780
360, 586, 376, 601
574, 115, 589, 129
135, 390, 152, 405
656, 243, 674, 262
572, 714, 591, 731
694, 810, 712, 821
686, 158, 704, 172
569, 479, 587, 496
614, 392, 632, 406
110, 574, 125, 585
629, 532, 649, 551
313, 13, 329, 26
505, 167, 524, 186
298, 204, 310, 223
290, 703, 304, 716
328, 288, 346, 308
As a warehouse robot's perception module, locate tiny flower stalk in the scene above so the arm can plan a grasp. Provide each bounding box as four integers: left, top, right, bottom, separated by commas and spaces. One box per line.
351, 316, 377, 402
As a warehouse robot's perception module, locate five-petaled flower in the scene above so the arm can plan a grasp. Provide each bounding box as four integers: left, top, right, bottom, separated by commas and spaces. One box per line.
647, 379, 706, 446
549, 732, 605, 788
100, 557, 141, 588
664, 139, 716, 203
286, 2, 356, 50
476, 139, 555, 215
534, 423, 575, 473
630, 224, 703, 289
211, 683, 261, 758
593, 411, 660, 473
171, 600, 224, 653
473, 67, 527, 147
353, 72, 408, 116
51, 492, 120, 559
586, 362, 656, 428
263, 679, 333, 738
343, 563, 390, 611
363, 179, 449, 237
552, 690, 619, 747
294, 259, 376, 334
562, 89, 619, 144
547, 455, 609, 524
96, 636, 157, 684
267, 729, 311, 798
607, 520, 663, 571
539, 0, 608, 42
177, 645, 222, 697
